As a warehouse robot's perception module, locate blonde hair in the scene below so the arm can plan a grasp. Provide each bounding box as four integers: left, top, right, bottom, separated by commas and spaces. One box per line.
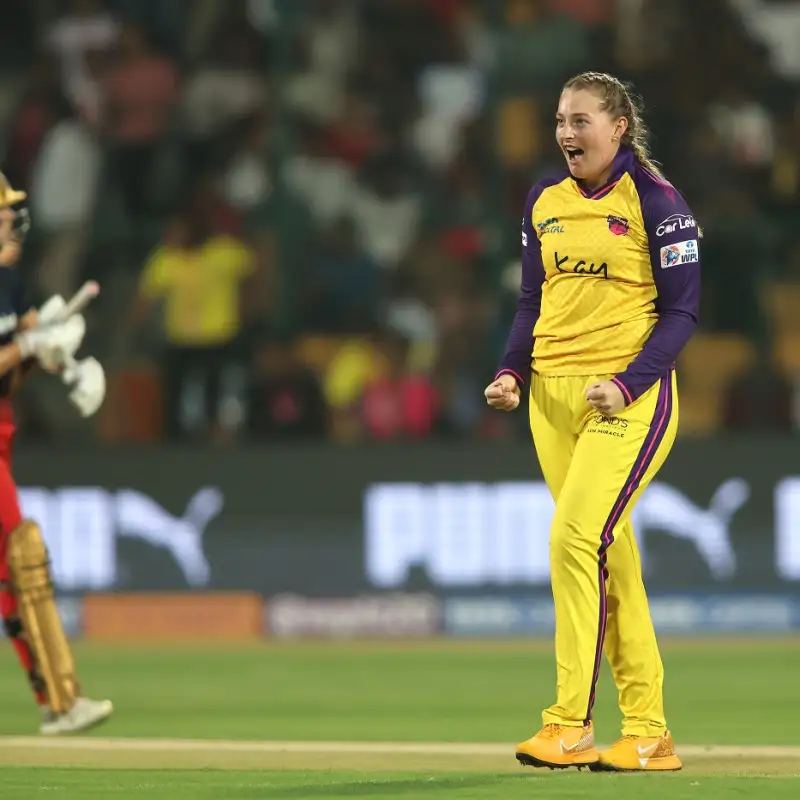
563, 72, 664, 179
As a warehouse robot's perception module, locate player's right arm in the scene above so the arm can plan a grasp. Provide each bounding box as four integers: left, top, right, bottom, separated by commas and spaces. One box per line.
485, 183, 547, 411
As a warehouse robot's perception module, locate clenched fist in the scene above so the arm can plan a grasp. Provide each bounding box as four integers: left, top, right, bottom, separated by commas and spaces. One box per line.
586, 380, 626, 416
484, 373, 521, 411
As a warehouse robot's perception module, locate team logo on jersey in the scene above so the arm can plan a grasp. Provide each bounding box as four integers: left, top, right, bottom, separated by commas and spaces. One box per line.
607, 215, 629, 236
537, 217, 565, 235
660, 239, 699, 269
656, 213, 696, 237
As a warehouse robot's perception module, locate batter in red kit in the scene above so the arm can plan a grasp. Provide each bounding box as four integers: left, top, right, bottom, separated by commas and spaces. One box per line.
0, 173, 112, 735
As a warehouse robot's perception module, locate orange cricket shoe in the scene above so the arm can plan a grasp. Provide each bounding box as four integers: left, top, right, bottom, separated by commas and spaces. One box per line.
516, 723, 599, 770
591, 731, 683, 772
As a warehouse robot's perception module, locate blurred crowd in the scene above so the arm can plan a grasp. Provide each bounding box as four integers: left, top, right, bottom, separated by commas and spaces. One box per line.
3, 0, 800, 444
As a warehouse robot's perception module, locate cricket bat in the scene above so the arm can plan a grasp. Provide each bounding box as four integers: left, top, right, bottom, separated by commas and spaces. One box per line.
58, 280, 100, 321
41, 280, 101, 373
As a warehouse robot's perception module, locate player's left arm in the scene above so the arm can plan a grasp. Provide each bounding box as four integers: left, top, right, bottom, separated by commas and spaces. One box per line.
611, 181, 701, 405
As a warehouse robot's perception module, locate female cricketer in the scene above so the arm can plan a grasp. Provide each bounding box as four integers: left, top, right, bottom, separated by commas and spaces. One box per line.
485, 73, 700, 772
0, 174, 112, 735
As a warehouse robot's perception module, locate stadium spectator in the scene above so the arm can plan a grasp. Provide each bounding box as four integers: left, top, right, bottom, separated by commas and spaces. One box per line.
130, 178, 257, 440
29, 100, 101, 299
300, 216, 382, 334
3, 57, 65, 196
362, 330, 439, 441
46, 0, 119, 122
248, 333, 329, 441
1, 0, 797, 442
102, 23, 179, 217
182, 24, 268, 165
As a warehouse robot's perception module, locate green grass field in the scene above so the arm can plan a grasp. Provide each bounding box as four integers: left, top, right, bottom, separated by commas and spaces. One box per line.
0, 638, 797, 798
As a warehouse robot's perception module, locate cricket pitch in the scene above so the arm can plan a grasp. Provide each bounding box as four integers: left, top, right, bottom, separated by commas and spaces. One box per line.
0, 736, 798, 775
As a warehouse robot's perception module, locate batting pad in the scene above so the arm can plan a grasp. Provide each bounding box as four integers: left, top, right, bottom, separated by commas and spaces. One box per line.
7, 520, 77, 713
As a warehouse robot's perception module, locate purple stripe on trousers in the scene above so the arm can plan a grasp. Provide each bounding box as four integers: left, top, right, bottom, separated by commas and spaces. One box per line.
583, 373, 673, 724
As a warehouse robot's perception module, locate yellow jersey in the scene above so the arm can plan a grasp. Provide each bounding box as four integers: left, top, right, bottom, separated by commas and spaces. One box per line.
497, 145, 700, 405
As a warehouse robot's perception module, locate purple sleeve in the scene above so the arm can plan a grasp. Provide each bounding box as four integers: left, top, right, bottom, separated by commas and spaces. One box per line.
613, 172, 700, 405
495, 184, 546, 387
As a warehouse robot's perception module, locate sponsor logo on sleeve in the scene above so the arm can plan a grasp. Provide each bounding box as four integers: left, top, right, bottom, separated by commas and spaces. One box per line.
656, 214, 696, 237
660, 239, 698, 268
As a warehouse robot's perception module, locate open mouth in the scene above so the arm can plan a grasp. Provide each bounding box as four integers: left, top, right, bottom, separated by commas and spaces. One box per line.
565, 147, 584, 163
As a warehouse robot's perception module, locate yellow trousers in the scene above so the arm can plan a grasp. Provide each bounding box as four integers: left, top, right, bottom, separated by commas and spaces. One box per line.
530, 371, 678, 735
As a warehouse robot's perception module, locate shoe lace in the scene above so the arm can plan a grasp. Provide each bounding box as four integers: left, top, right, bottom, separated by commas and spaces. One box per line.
539, 724, 565, 740
612, 735, 640, 747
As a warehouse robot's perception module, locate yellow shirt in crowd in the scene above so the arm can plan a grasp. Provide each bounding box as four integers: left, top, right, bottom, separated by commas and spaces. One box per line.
140, 236, 254, 347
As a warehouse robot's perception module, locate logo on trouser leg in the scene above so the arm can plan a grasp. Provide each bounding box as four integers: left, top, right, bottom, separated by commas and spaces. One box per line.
585, 414, 628, 438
